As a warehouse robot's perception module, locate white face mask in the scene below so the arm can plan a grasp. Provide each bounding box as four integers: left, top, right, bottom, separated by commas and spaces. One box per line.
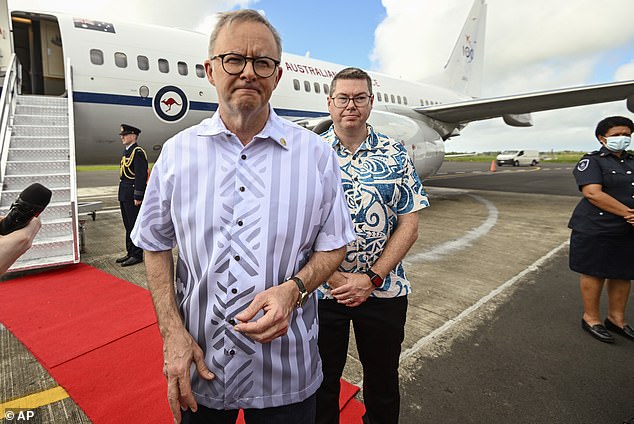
604, 135, 631, 152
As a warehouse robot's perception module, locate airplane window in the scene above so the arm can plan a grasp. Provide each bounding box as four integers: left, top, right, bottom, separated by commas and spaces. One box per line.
377, 93, 382, 102
293, 79, 300, 90
178, 61, 188, 76
420, 99, 424, 106
304, 81, 311, 92
195, 64, 205, 78
324, 84, 329, 95
384, 93, 389, 102
390, 94, 395, 103
397, 95, 401, 104
114, 52, 127, 68
403, 97, 408, 105
137, 55, 149, 71
158, 59, 169, 73
90, 49, 104, 65
314, 82, 320, 94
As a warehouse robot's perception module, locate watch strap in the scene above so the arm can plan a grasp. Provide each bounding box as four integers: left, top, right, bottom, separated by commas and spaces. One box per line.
365, 269, 384, 288
291, 276, 308, 307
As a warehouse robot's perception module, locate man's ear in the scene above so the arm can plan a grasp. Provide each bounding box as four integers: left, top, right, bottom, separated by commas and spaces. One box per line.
204, 60, 215, 86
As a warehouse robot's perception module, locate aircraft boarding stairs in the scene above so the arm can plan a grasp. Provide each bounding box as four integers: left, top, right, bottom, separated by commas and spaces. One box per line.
0, 55, 80, 273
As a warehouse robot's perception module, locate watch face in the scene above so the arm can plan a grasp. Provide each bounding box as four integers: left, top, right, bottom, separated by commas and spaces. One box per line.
371, 275, 382, 287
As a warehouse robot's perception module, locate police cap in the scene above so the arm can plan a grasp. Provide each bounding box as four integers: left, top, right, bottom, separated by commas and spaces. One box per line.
119, 124, 141, 136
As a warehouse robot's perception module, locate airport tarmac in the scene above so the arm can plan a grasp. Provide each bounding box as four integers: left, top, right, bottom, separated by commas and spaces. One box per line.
1, 162, 632, 423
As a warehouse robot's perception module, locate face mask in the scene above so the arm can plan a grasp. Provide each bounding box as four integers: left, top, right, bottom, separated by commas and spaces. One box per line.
604, 135, 631, 152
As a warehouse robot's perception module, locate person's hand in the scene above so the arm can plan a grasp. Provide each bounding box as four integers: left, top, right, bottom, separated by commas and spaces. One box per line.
326, 271, 347, 290
162, 327, 214, 423
234, 281, 297, 343
330, 272, 374, 307
625, 208, 634, 225
134, 199, 142, 207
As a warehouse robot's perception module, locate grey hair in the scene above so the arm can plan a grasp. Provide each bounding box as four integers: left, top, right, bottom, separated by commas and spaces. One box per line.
329, 67, 372, 97
208, 9, 282, 58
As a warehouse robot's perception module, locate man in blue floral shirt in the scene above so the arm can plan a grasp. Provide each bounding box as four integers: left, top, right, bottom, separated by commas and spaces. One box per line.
315, 67, 429, 424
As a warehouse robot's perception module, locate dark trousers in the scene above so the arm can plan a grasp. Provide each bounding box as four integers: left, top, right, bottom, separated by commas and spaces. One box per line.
181, 393, 316, 424
119, 200, 143, 259
316, 296, 407, 424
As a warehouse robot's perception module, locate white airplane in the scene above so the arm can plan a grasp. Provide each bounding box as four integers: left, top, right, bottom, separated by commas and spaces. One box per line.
3, 0, 634, 179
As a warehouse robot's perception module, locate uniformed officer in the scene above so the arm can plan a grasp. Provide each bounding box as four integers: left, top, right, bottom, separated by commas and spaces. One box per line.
568, 115, 634, 343
116, 124, 148, 267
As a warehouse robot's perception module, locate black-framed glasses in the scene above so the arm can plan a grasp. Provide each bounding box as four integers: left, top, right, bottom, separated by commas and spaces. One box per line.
331, 94, 372, 108
210, 53, 280, 78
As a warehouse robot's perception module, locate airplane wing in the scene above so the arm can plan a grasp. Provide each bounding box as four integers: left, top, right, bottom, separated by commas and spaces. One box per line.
416, 80, 634, 125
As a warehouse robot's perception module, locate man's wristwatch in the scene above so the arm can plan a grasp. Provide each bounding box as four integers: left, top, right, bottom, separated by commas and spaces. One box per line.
365, 269, 384, 288
291, 276, 309, 308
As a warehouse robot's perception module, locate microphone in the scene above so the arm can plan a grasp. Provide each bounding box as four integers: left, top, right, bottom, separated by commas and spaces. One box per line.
0, 183, 52, 235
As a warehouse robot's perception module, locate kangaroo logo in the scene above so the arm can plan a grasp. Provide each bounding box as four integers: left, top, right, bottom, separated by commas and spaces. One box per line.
153, 86, 188, 122
161, 97, 182, 112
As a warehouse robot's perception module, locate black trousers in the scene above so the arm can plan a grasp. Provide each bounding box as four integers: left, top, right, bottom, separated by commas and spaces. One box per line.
119, 200, 143, 259
182, 393, 316, 424
316, 296, 408, 424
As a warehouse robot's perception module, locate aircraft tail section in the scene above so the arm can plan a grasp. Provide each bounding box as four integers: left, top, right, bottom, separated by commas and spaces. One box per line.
429, 0, 487, 98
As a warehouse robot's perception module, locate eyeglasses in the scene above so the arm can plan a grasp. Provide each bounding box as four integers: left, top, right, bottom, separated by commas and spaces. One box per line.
210, 53, 280, 78
330, 94, 372, 108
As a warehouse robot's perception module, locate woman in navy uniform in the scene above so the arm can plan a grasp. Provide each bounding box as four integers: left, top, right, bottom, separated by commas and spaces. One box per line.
568, 116, 634, 343
116, 124, 148, 267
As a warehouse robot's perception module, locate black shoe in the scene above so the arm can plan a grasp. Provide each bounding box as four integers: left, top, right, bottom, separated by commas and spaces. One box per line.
604, 318, 634, 341
115, 255, 130, 263
121, 256, 143, 267
581, 319, 615, 343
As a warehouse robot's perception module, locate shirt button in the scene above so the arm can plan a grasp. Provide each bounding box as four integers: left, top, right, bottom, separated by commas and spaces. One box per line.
241, 154, 247, 160
599, 212, 604, 215
356, 199, 361, 204
627, 171, 632, 174
229, 349, 236, 355
228, 318, 236, 325
234, 255, 240, 261
237, 220, 243, 226
239, 186, 245, 192
231, 288, 238, 294
612, 170, 616, 174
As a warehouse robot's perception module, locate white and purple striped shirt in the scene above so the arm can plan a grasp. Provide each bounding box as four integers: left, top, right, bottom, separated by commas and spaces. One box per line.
131, 107, 355, 410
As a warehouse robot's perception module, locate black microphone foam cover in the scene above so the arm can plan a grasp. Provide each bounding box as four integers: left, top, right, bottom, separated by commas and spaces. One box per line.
20, 183, 52, 209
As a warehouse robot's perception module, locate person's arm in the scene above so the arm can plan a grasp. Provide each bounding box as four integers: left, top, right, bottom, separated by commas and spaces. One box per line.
133, 148, 148, 206
330, 211, 419, 307
582, 184, 633, 218
144, 250, 214, 424
234, 246, 346, 343
0, 217, 41, 275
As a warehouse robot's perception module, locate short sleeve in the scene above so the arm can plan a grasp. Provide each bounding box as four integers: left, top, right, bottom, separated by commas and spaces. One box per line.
313, 148, 356, 252
131, 148, 177, 251
396, 147, 430, 215
572, 155, 602, 190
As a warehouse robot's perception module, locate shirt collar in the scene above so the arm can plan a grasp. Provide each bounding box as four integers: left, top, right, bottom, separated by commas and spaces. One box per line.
327, 124, 379, 153
599, 145, 632, 159
124, 142, 137, 151
197, 105, 289, 149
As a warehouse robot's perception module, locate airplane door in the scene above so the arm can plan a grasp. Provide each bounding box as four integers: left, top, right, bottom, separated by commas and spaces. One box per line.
0, 0, 12, 76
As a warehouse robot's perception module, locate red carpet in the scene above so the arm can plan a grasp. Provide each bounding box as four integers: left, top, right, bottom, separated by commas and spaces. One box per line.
0, 264, 364, 423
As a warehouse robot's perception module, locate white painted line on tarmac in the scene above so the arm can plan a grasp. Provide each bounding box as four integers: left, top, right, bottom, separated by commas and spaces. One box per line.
399, 240, 569, 364
403, 194, 498, 263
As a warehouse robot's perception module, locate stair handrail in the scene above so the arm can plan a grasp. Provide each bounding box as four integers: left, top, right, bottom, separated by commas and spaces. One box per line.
0, 53, 20, 198
65, 57, 80, 262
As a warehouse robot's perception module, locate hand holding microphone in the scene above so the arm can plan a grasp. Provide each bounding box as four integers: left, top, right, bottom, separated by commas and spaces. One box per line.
0, 183, 52, 235
0, 183, 50, 274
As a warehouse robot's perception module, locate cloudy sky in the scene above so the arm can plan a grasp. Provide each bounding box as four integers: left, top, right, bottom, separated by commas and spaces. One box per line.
11, 0, 634, 153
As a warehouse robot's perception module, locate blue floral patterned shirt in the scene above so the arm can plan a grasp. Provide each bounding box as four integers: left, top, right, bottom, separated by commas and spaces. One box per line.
318, 124, 429, 298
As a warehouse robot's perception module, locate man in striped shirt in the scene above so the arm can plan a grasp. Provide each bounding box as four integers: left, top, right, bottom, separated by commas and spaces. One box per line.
131, 10, 355, 424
